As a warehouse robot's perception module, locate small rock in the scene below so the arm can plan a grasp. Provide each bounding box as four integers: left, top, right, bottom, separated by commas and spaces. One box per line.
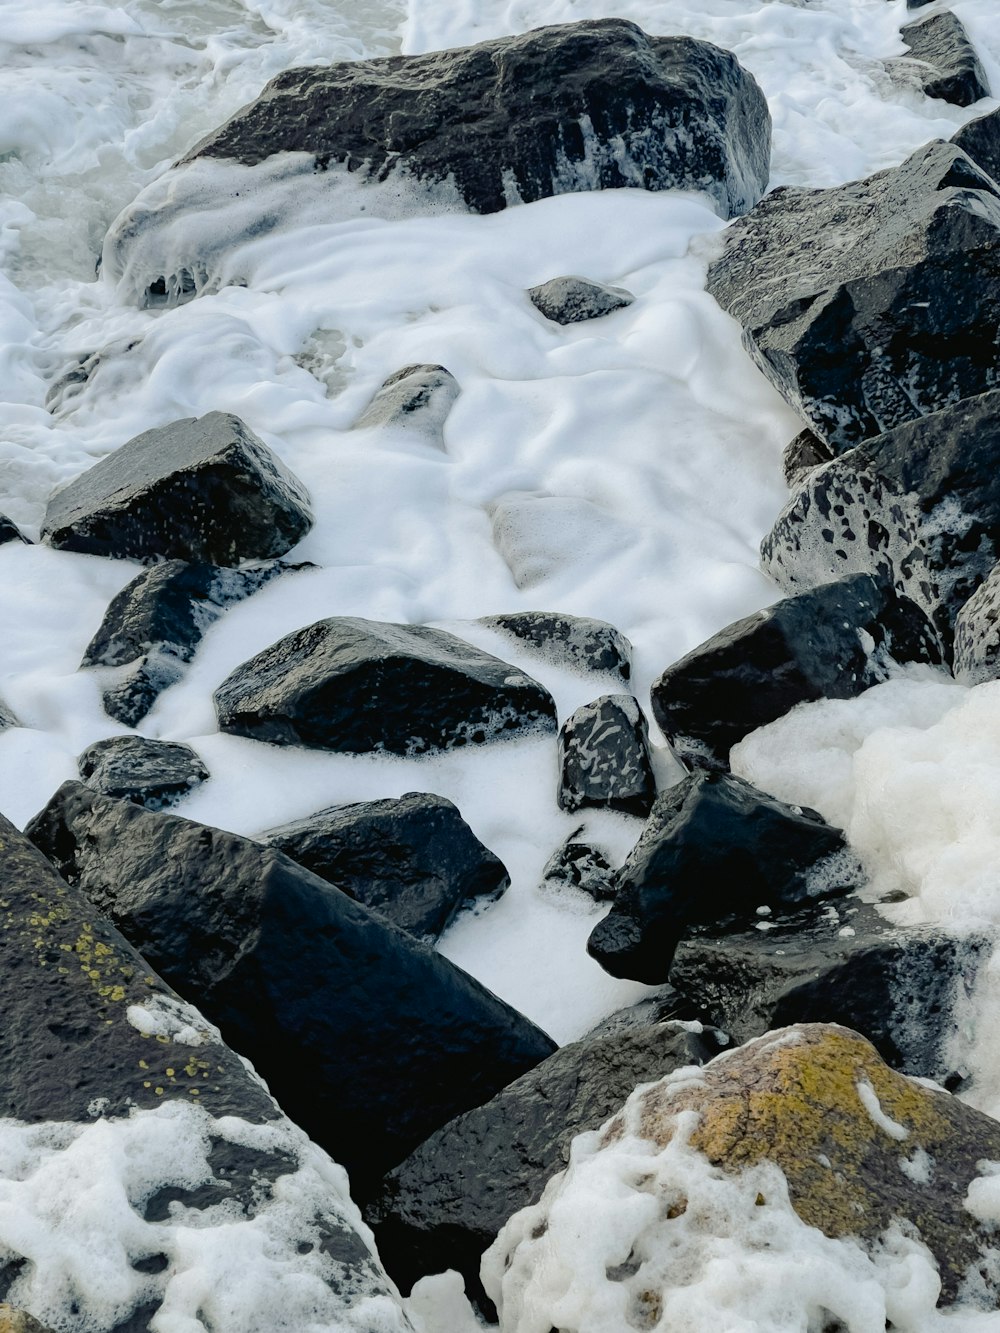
541, 834, 616, 902
479, 611, 631, 679
527, 275, 635, 324
782, 427, 833, 487
896, 12, 990, 107
354, 364, 460, 438
0, 699, 17, 732
557, 694, 656, 816
78, 736, 209, 810
0, 516, 29, 546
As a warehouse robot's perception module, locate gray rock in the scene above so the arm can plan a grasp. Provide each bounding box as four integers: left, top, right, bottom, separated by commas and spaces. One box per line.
214, 616, 556, 755
78, 736, 209, 809
528, 275, 635, 324
542, 833, 616, 902
41, 412, 313, 564
706, 141, 1000, 453
896, 12, 990, 107
953, 562, 1000, 684
782, 427, 834, 487
952, 105, 1000, 184
261, 791, 508, 942
557, 694, 655, 816
479, 610, 631, 679
0, 700, 17, 732
0, 516, 29, 546
354, 364, 460, 439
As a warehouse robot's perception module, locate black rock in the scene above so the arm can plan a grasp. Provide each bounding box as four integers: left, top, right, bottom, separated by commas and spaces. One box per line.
78, 736, 209, 809
26, 782, 557, 1195
650, 573, 941, 772
260, 792, 508, 942
557, 694, 655, 816
214, 616, 557, 755
41, 412, 313, 564
952, 106, 1000, 185
355, 364, 460, 438
82, 557, 307, 725
953, 563, 1000, 685
0, 515, 29, 545
761, 389, 1000, 648
479, 611, 631, 679
366, 1023, 716, 1304
587, 771, 851, 984
542, 833, 616, 902
782, 428, 834, 487
184, 20, 770, 221
0, 812, 404, 1330
896, 12, 989, 107
528, 275, 635, 324
706, 141, 1000, 454
0, 699, 17, 732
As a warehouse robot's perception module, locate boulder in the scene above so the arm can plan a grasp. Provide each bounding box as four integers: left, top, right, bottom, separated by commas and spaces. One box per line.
896, 12, 989, 107
782, 427, 833, 487
26, 782, 557, 1195
214, 616, 556, 755
557, 694, 655, 816
479, 610, 631, 679
952, 106, 1000, 185
82, 556, 306, 725
366, 1023, 717, 1305
0, 517, 28, 546
184, 20, 770, 220
41, 412, 313, 564
541, 833, 616, 902
260, 791, 508, 942
587, 772, 850, 984
527, 275, 635, 324
706, 141, 1000, 453
78, 736, 209, 809
954, 562, 1000, 685
650, 573, 941, 771
0, 812, 412, 1332
761, 389, 1000, 647
354, 364, 460, 438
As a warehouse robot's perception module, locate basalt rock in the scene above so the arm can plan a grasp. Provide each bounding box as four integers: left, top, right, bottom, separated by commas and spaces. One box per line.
528, 275, 635, 324
557, 694, 655, 816
952, 105, 1000, 185
354, 364, 460, 439
896, 12, 990, 107
78, 736, 209, 809
782, 428, 834, 488
541, 833, 616, 902
479, 611, 631, 679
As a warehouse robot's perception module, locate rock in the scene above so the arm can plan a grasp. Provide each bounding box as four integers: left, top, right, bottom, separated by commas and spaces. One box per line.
761, 389, 1000, 648
354, 364, 460, 438
184, 20, 770, 221
0, 811, 412, 1332
527, 275, 635, 324
557, 694, 656, 817
782, 427, 834, 487
541, 833, 616, 902
366, 1023, 717, 1305
479, 611, 631, 679
896, 12, 989, 107
78, 736, 209, 810
26, 782, 557, 1195
587, 772, 851, 984
706, 141, 1000, 454
952, 105, 1000, 184
260, 791, 508, 942
0, 517, 29, 546
490, 493, 635, 589
0, 700, 17, 732
0, 1307, 56, 1333
82, 556, 307, 725
650, 573, 941, 772
214, 616, 556, 755
41, 412, 313, 564
954, 562, 1000, 685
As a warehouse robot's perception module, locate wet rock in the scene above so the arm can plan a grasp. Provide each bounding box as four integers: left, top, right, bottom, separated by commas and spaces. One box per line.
78, 736, 209, 810
528, 275, 635, 324
0, 1306, 56, 1333
366, 1023, 716, 1305
650, 573, 940, 772
706, 141, 1000, 453
952, 105, 1000, 184
26, 782, 557, 1195
260, 791, 508, 942
954, 563, 1000, 685
782, 428, 834, 487
761, 389, 1000, 648
214, 616, 556, 755
587, 771, 850, 984
557, 694, 655, 817
896, 12, 989, 107
0, 517, 29, 546
479, 611, 631, 679
185, 20, 770, 220
82, 556, 306, 725
354, 364, 460, 439
41, 412, 313, 564
541, 834, 616, 902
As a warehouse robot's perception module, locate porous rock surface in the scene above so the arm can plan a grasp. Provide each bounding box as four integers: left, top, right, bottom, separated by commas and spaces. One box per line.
557, 693, 656, 816
78, 736, 209, 810
954, 562, 1000, 685
0, 1307, 56, 1333
896, 12, 990, 107
527, 275, 634, 324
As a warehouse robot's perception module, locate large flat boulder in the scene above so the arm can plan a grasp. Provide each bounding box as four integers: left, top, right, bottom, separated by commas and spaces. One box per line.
41, 412, 313, 564
706, 141, 1000, 454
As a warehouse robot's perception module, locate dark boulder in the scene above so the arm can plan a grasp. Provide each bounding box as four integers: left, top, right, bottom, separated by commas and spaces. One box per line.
41, 412, 313, 564
366, 1023, 716, 1304
26, 782, 557, 1195
557, 694, 655, 816
479, 610, 631, 679
706, 141, 1000, 453
761, 389, 1000, 647
78, 736, 209, 809
355, 364, 460, 438
184, 20, 770, 220
952, 106, 1000, 185
953, 562, 1000, 685
587, 771, 851, 984
650, 573, 940, 772
896, 12, 989, 107
0, 516, 29, 546
541, 833, 616, 902
260, 791, 508, 942
528, 275, 634, 324
782, 427, 834, 487
214, 616, 556, 755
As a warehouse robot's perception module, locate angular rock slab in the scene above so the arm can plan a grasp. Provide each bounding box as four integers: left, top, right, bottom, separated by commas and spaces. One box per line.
261, 791, 508, 942
354, 364, 460, 438
650, 573, 940, 771
588, 771, 849, 984
185, 20, 770, 220
26, 782, 556, 1195
0, 812, 411, 1332
41, 412, 313, 564
366, 1023, 716, 1303
215, 617, 557, 755
557, 693, 655, 816
528, 275, 634, 324
954, 561, 1000, 685
952, 105, 1000, 185
78, 736, 209, 810
706, 141, 1000, 453
897, 12, 990, 107
782, 427, 833, 488
479, 610, 631, 679
761, 390, 1000, 646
